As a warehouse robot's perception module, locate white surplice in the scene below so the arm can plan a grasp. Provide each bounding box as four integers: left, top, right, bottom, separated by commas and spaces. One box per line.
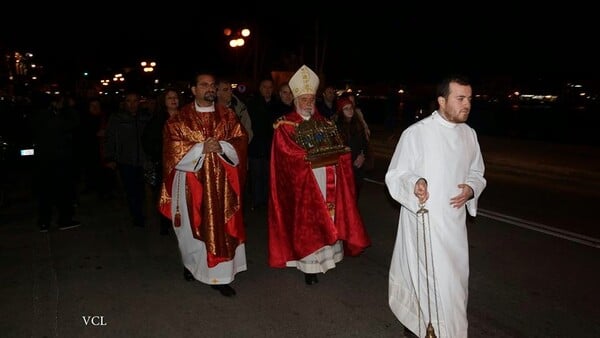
171, 139, 246, 285
385, 111, 486, 338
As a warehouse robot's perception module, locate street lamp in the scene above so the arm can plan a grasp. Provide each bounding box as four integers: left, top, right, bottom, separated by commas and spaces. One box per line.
225, 27, 250, 48
229, 38, 245, 48
139, 60, 160, 93
224, 26, 253, 78
140, 61, 157, 73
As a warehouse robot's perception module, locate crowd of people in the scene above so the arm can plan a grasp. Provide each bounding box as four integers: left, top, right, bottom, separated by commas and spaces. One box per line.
29, 66, 485, 337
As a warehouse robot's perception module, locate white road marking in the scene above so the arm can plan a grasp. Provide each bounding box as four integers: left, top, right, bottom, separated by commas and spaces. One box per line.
366, 178, 599, 248
477, 209, 599, 248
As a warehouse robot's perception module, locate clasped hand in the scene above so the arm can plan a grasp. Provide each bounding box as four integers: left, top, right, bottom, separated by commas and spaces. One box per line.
203, 137, 222, 154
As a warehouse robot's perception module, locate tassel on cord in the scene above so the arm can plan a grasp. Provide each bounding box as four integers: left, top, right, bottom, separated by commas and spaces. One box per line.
174, 173, 182, 227
174, 211, 181, 227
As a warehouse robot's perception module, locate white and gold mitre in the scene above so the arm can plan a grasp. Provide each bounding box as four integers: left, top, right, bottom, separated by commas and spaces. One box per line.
289, 65, 319, 97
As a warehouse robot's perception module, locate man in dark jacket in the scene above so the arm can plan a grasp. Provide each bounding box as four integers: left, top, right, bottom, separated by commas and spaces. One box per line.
245, 78, 278, 210
32, 92, 81, 232
104, 90, 151, 227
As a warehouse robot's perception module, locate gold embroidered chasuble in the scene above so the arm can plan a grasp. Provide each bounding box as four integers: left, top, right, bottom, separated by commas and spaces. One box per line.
160, 102, 248, 265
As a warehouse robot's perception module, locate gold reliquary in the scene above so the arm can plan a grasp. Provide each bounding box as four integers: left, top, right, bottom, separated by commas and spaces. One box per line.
294, 119, 350, 168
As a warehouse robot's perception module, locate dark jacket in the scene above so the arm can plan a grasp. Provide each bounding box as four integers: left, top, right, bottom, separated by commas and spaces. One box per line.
32, 100, 80, 164
246, 95, 277, 158
104, 110, 151, 166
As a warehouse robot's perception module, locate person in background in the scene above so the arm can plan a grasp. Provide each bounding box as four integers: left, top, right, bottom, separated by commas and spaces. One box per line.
217, 79, 253, 144
334, 97, 369, 200
268, 65, 370, 286
245, 78, 277, 211
104, 90, 151, 228
217, 79, 253, 207
273, 82, 294, 120
142, 88, 181, 235
160, 72, 248, 297
339, 91, 371, 140
32, 91, 81, 232
141, 95, 158, 116
80, 97, 115, 200
316, 84, 336, 120
385, 75, 486, 338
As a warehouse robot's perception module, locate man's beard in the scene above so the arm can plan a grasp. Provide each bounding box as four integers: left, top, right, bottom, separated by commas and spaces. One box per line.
298, 107, 313, 118
204, 92, 216, 102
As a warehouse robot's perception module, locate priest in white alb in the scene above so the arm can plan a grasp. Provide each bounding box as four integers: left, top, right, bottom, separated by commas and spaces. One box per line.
385, 75, 486, 337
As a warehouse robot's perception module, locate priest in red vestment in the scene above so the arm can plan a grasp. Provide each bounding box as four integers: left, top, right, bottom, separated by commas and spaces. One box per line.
268, 65, 371, 285
159, 72, 248, 297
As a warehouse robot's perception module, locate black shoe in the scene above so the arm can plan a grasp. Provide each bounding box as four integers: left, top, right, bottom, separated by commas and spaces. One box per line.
58, 220, 81, 230
211, 284, 236, 297
304, 273, 319, 285
183, 268, 194, 281
39, 224, 49, 233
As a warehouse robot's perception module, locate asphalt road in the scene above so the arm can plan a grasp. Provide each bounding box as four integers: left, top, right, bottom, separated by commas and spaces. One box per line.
1, 128, 599, 337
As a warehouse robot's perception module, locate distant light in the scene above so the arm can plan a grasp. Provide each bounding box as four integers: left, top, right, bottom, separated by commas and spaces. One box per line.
224, 28, 232, 36
83, 72, 89, 76
229, 39, 245, 47
20, 149, 34, 156
241, 28, 250, 37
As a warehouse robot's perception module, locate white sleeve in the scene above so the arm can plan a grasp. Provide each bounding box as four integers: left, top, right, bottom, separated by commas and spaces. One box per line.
385, 128, 423, 214
465, 130, 487, 216
218, 140, 239, 166
175, 143, 205, 172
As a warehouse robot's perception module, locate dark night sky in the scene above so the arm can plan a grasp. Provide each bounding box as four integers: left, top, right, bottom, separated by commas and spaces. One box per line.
2, 5, 598, 87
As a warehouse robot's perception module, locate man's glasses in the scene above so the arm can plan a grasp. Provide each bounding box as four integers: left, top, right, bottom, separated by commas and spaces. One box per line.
197, 82, 216, 89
